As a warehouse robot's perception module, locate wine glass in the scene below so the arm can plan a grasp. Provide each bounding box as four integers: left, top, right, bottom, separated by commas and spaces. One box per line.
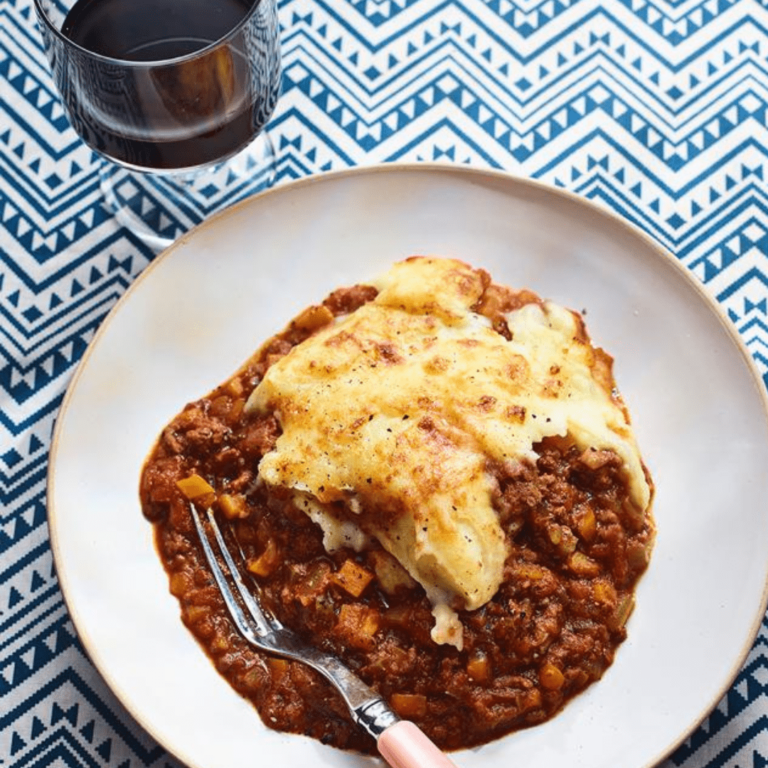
34, 0, 282, 249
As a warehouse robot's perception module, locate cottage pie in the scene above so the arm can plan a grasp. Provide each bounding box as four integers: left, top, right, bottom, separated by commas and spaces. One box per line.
140, 256, 655, 752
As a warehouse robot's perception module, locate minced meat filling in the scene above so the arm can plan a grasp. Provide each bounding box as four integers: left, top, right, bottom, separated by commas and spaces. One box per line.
139, 283, 654, 754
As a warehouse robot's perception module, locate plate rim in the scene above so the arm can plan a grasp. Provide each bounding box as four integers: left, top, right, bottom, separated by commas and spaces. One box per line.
47, 161, 768, 768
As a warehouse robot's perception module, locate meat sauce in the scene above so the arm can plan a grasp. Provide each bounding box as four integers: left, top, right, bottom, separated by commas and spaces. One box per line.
139, 282, 655, 753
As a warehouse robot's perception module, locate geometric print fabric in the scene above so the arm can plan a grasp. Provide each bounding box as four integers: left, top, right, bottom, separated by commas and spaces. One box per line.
2, 0, 768, 766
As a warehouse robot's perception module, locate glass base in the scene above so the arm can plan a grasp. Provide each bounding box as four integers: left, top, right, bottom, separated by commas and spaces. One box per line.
99, 132, 277, 251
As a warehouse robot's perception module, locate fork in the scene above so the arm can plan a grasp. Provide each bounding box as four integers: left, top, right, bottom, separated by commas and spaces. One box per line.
190, 504, 459, 768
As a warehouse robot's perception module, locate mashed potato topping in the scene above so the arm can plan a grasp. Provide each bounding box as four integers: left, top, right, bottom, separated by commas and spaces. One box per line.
245, 257, 651, 648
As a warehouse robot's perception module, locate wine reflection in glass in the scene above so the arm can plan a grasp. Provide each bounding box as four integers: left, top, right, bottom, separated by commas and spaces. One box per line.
34, 0, 282, 248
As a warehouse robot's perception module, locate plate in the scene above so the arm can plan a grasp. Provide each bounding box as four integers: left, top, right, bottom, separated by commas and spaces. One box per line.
49, 164, 768, 768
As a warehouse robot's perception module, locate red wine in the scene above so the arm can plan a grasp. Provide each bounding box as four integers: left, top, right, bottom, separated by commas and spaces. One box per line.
62, 0, 254, 61
56, 0, 280, 170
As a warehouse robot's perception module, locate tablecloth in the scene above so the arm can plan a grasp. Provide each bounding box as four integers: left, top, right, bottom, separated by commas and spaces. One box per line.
2, 0, 768, 766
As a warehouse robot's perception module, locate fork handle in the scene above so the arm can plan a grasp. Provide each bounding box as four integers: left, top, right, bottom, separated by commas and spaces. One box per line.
378, 721, 459, 768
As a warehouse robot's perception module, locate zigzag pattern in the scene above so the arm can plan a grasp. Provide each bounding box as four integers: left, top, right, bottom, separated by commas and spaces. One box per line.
2, 0, 768, 765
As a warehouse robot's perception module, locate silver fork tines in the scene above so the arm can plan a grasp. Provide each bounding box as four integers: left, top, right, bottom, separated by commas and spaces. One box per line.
189, 504, 399, 739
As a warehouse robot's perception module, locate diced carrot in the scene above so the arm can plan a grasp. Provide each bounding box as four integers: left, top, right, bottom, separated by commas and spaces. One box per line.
268, 657, 289, 679
513, 563, 547, 581
293, 304, 334, 332
539, 663, 565, 690
579, 447, 616, 470
168, 571, 191, 597
336, 603, 380, 650
547, 524, 577, 555
593, 580, 617, 606
229, 397, 245, 422
225, 377, 244, 397
467, 652, 491, 683
391, 693, 427, 718
246, 538, 280, 577
184, 604, 210, 624
210, 634, 230, 653
523, 687, 543, 710
331, 559, 374, 597
176, 474, 215, 500
219, 493, 249, 520
360, 611, 380, 639
568, 551, 601, 577
575, 504, 596, 542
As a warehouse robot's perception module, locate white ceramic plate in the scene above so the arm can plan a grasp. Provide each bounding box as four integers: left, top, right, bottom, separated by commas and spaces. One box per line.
49, 165, 768, 768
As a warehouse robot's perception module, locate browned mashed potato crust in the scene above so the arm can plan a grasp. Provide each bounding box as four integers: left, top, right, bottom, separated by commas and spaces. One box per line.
140, 259, 655, 754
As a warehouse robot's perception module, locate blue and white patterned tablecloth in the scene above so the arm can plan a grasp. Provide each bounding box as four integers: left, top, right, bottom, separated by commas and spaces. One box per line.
3, 0, 768, 766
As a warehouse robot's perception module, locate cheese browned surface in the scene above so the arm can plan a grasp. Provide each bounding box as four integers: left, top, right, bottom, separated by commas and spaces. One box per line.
245, 257, 652, 648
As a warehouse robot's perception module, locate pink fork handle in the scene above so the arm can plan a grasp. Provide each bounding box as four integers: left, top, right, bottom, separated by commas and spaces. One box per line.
377, 720, 459, 768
